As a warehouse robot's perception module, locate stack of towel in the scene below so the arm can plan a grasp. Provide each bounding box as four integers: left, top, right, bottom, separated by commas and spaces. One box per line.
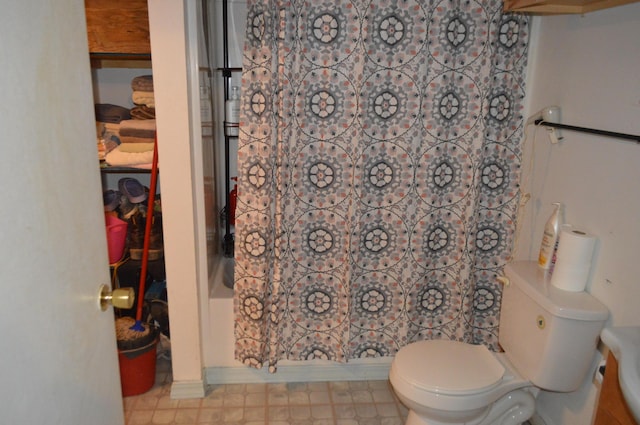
105, 119, 156, 168
95, 104, 130, 160
104, 75, 157, 169
130, 75, 155, 117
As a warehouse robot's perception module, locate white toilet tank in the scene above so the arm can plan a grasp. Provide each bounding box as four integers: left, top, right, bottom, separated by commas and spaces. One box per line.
498, 261, 609, 392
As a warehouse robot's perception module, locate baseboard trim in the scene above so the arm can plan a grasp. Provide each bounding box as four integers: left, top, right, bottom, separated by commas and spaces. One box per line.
205, 360, 393, 385
170, 379, 206, 399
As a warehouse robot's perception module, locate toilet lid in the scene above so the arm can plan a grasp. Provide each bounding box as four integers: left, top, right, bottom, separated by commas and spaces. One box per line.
394, 340, 505, 395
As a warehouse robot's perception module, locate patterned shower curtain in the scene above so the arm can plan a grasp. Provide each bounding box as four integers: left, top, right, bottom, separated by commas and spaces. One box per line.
233, 0, 529, 371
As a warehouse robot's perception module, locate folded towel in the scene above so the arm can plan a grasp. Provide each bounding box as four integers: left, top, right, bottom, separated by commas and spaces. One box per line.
132, 91, 155, 108
96, 122, 122, 138
130, 105, 155, 120
98, 141, 105, 161
104, 122, 120, 132
120, 119, 156, 132
96, 122, 106, 138
119, 119, 156, 139
131, 75, 154, 92
120, 135, 155, 144
95, 104, 131, 123
118, 142, 155, 153
105, 146, 155, 168
98, 134, 120, 160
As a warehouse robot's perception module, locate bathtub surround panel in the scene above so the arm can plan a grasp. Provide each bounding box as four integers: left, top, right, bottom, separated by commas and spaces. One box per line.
206, 358, 392, 385
233, 0, 530, 370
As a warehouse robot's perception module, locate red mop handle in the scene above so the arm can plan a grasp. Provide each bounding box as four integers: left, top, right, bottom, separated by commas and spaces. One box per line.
135, 136, 159, 322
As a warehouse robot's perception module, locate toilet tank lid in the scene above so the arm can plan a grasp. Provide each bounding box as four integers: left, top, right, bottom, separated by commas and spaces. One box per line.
504, 261, 609, 321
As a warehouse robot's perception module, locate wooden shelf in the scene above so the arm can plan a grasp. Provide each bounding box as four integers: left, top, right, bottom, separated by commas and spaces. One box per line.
504, 0, 640, 14
100, 163, 155, 174
89, 53, 151, 69
85, 0, 150, 55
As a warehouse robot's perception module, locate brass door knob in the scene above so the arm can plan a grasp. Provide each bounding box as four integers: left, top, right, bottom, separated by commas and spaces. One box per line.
99, 284, 135, 311
496, 276, 510, 287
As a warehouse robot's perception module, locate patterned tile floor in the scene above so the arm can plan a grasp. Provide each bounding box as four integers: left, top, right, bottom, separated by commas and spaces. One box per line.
123, 357, 535, 425
123, 357, 409, 425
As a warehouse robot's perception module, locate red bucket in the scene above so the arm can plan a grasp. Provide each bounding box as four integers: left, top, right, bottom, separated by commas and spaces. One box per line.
105, 214, 127, 264
118, 337, 158, 397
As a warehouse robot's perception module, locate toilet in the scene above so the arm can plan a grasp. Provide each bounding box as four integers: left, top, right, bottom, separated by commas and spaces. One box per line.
389, 261, 609, 425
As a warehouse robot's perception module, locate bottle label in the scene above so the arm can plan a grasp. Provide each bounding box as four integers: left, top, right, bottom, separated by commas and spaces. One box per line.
538, 252, 548, 266
538, 231, 555, 267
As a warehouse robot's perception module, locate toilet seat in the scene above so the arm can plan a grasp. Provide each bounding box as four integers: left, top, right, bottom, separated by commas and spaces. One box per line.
390, 340, 530, 413
393, 340, 505, 395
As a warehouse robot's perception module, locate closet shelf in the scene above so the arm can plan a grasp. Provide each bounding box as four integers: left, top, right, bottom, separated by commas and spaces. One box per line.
85, 0, 151, 55
90, 53, 152, 69
100, 164, 156, 174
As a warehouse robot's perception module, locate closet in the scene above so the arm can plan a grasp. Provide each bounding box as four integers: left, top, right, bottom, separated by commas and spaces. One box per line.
85, 0, 167, 329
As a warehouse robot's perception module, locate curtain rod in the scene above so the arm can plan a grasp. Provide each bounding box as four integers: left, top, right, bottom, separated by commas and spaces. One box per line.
534, 119, 640, 144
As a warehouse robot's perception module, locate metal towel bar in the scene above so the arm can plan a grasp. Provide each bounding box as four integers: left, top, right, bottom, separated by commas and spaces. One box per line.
534, 119, 640, 144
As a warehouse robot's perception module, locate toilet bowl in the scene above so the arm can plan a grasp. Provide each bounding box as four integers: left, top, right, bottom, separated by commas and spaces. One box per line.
389, 261, 610, 425
389, 340, 535, 425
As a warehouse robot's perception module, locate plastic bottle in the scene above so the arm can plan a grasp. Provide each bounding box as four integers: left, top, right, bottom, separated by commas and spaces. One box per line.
538, 202, 563, 269
225, 86, 240, 136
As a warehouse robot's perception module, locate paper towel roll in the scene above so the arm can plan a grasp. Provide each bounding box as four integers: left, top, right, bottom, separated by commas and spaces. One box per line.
551, 227, 597, 292
556, 227, 597, 266
551, 263, 592, 291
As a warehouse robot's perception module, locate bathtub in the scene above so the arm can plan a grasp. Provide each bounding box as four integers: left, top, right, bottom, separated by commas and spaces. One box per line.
203, 257, 393, 384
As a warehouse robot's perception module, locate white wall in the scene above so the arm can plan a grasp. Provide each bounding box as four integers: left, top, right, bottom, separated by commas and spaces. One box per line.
148, 0, 207, 398
517, 4, 640, 424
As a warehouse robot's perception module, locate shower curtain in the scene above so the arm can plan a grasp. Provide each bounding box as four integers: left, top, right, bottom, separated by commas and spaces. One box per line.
233, 0, 529, 371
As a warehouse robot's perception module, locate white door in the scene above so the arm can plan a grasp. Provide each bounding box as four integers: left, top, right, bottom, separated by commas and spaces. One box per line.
0, 2, 124, 424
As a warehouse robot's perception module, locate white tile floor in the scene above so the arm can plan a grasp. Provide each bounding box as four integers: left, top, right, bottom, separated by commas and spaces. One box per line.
123, 357, 534, 425
123, 357, 409, 425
